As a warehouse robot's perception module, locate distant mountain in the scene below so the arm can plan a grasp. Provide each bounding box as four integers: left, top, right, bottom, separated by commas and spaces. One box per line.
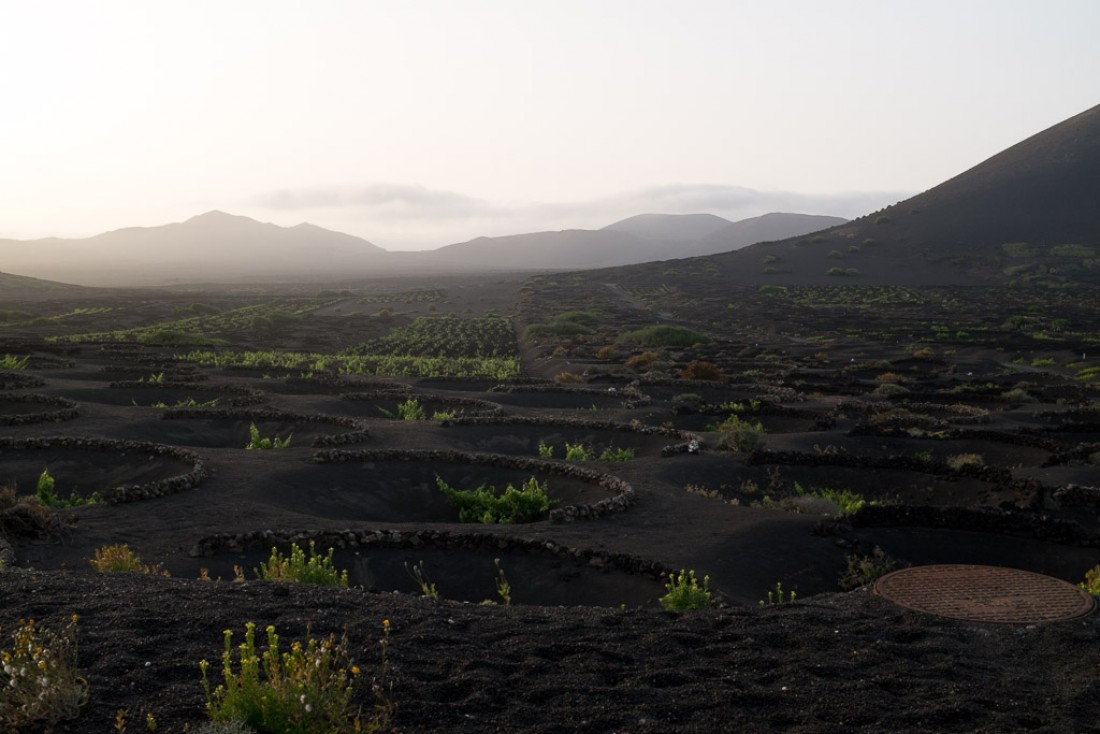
656, 102, 1100, 287
0, 208, 855, 286
428, 229, 667, 270
430, 212, 848, 271
699, 212, 848, 254
0, 271, 92, 299
0, 211, 386, 287
603, 213, 733, 242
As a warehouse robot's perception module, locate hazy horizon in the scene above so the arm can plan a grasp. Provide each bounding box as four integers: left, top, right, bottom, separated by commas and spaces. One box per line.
2, 1, 1099, 250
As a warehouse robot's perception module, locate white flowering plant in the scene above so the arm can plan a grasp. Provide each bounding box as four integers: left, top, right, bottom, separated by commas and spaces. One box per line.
0, 615, 88, 730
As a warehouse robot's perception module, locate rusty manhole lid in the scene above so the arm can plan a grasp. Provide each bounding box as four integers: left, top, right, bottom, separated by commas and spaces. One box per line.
873, 564, 1095, 624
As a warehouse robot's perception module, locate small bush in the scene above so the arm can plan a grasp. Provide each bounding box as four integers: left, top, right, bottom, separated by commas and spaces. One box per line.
946, 453, 984, 470
598, 446, 634, 462
595, 346, 619, 360
564, 443, 593, 461
659, 569, 714, 610
714, 415, 765, 453
872, 382, 910, 397
245, 422, 292, 450
0, 354, 29, 370
671, 393, 703, 410
1050, 244, 1095, 257
553, 371, 586, 384
90, 544, 167, 575
34, 469, 100, 508
1000, 387, 1036, 404
838, 546, 898, 591
624, 351, 662, 369
0, 615, 88, 731
135, 329, 211, 346
536, 441, 554, 459
200, 621, 392, 734
1080, 565, 1100, 595
1001, 242, 1037, 258
794, 483, 867, 515
523, 322, 592, 340
554, 310, 600, 328
437, 476, 555, 524
255, 542, 348, 587
679, 360, 723, 381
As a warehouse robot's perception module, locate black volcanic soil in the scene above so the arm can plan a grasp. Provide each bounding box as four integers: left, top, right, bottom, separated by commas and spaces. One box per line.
1, 277, 1099, 733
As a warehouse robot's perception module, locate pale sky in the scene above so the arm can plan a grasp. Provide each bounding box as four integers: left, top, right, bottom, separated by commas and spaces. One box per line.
2, 1, 1098, 250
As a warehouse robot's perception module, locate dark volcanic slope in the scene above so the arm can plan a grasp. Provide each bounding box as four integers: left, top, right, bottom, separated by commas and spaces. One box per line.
653, 102, 1100, 287
891, 102, 1100, 248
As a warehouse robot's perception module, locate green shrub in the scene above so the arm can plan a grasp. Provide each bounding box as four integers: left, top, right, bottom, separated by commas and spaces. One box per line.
34, 468, 100, 508
523, 322, 592, 340
659, 569, 714, 610
245, 422, 292, 450
793, 482, 867, 515
437, 475, 555, 524
200, 621, 391, 734
598, 446, 634, 462
615, 326, 710, 347
671, 393, 703, 409
554, 310, 600, 328
536, 441, 554, 459
0, 354, 29, 370
999, 387, 1035, 404
1050, 244, 1095, 257
379, 398, 426, 421
1081, 565, 1100, 595
135, 329, 211, 345
0, 615, 88, 731
1001, 242, 1037, 258
255, 542, 348, 587
714, 415, 765, 453
564, 443, 593, 461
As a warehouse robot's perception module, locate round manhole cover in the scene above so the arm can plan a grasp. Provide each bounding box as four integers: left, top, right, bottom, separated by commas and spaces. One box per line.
873, 564, 1095, 624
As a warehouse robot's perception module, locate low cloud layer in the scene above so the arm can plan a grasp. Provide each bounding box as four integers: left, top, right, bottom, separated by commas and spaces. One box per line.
248, 182, 910, 250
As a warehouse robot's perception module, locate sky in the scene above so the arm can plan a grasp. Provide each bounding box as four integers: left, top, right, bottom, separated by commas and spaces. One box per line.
1, 1, 1098, 251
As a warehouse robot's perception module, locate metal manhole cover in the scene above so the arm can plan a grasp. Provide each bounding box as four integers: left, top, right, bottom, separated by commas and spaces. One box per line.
873, 564, 1095, 624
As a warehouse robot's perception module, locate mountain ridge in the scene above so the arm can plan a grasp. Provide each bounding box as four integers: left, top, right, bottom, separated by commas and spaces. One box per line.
0, 210, 848, 286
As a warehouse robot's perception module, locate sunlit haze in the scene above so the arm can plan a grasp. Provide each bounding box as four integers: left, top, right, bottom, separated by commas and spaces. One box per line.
2, 0, 1098, 250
